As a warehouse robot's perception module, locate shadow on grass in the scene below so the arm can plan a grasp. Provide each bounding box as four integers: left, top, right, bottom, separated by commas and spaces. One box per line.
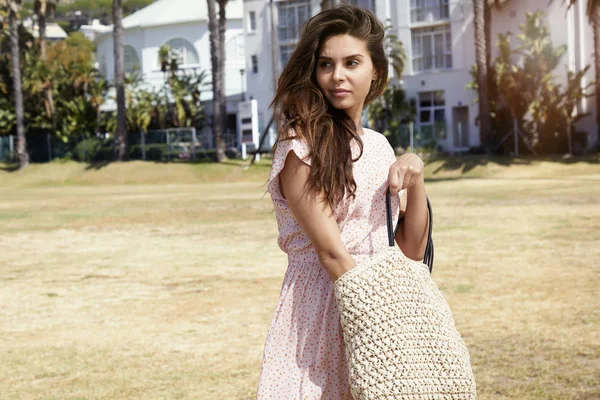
0, 164, 18, 172
85, 161, 111, 171
426, 154, 600, 175
81, 157, 273, 171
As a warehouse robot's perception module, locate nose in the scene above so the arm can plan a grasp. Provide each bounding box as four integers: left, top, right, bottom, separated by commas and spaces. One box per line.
332, 64, 345, 82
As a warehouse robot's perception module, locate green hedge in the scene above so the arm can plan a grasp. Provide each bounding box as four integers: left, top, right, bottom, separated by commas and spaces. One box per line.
73, 138, 219, 162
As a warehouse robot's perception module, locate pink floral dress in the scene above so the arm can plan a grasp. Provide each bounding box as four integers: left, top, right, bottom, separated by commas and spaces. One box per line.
256, 127, 405, 399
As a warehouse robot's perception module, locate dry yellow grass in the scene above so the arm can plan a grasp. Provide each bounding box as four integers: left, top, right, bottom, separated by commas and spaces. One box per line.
0, 156, 599, 399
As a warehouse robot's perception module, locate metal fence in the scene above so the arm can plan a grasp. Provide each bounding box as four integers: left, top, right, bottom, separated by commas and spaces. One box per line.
391, 122, 444, 151
1, 133, 72, 163
0, 135, 14, 163
1, 124, 440, 164
1, 128, 220, 163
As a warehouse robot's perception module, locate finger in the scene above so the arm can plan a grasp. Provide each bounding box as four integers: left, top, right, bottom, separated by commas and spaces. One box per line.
393, 168, 405, 196
388, 167, 400, 196
402, 168, 413, 190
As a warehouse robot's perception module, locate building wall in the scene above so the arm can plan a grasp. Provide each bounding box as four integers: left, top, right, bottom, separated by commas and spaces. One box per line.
242, 0, 277, 138
96, 19, 245, 103
399, 0, 478, 151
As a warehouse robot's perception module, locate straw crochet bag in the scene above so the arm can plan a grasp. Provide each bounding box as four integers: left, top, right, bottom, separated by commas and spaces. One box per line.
333, 188, 477, 399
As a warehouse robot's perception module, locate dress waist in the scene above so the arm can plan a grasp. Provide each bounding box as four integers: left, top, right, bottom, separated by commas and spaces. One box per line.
288, 248, 321, 264
287, 248, 377, 265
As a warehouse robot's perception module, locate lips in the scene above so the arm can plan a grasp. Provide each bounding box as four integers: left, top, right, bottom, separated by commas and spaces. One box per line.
331, 88, 351, 98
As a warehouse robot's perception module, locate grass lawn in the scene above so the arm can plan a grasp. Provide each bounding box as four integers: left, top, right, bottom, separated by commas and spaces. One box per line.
0, 155, 599, 399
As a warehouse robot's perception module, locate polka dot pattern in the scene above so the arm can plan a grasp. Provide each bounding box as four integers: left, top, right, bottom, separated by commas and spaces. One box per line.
257, 128, 406, 399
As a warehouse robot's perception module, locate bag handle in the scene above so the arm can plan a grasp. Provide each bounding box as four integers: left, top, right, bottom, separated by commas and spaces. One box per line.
386, 187, 434, 273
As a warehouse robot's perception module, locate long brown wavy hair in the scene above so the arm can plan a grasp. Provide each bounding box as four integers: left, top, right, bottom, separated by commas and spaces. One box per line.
269, 5, 388, 210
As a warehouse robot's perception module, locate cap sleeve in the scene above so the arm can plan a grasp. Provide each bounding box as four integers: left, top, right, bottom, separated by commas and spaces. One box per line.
267, 138, 312, 201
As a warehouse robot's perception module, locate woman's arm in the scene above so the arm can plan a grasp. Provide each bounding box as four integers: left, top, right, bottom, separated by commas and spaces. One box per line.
394, 180, 429, 261
279, 150, 357, 281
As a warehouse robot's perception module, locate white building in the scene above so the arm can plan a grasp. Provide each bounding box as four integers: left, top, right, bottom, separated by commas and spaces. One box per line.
93, 0, 246, 148
23, 18, 68, 41
80, 19, 112, 42
243, 0, 597, 153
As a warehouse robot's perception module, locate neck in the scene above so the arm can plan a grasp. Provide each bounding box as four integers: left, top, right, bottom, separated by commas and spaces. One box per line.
345, 103, 364, 136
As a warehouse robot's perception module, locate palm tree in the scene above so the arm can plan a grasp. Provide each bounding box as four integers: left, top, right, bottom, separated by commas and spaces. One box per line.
485, 0, 510, 143
34, 0, 57, 136
207, 0, 227, 162
112, 0, 126, 161
486, 0, 510, 67
567, 0, 600, 145
473, 0, 491, 152
3, 0, 28, 168
33, 0, 57, 60
217, 0, 227, 156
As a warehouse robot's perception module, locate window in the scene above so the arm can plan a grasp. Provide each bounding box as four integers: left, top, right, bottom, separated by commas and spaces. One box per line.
99, 55, 107, 77
248, 11, 257, 32
161, 38, 199, 67
251, 55, 258, 74
418, 91, 447, 140
411, 24, 452, 72
342, 0, 375, 12
277, 1, 311, 42
280, 44, 296, 67
124, 45, 140, 74
410, 0, 450, 23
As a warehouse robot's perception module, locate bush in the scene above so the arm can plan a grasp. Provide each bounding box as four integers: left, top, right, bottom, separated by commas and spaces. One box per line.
225, 147, 241, 159
74, 138, 104, 162
129, 144, 166, 161
73, 139, 220, 163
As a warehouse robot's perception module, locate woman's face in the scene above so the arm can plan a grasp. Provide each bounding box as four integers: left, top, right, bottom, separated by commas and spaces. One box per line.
315, 34, 377, 118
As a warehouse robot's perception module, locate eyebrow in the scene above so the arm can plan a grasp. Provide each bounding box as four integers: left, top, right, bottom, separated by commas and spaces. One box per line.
318, 54, 364, 60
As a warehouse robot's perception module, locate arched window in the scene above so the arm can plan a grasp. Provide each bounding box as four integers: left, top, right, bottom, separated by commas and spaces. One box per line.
124, 45, 140, 73
161, 38, 199, 67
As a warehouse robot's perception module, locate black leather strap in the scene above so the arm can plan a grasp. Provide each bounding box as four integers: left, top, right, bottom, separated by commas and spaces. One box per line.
386, 187, 434, 273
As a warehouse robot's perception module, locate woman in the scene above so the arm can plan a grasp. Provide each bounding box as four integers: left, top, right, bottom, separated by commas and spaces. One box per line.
257, 5, 431, 399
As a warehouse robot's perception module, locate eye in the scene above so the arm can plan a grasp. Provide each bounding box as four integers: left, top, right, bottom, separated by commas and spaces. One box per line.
318, 61, 332, 68
347, 59, 359, 67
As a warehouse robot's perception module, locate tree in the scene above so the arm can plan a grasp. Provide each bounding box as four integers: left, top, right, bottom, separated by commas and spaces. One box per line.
33, 0, 58, 60
485, 1, 510, 141
473, 0, 491, 153
382, 20, 406, 79
112, 0, 126, 161
217, 0, 227, 154
34, 0, 58, 138
368, 82, 416, 149
367, 21, 411, 148
566, 0, 600, 148
489, 11, 592, 154
2, 0, 29, 168
207, 0, 227, 162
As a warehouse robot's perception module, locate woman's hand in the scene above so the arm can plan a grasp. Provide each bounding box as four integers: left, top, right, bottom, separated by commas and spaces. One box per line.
388, 153, 425, 195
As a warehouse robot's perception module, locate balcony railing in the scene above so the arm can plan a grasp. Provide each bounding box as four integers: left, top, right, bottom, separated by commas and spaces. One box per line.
412, 54, 453, 72
277, 25, 299, 42
410, 3, 450, 23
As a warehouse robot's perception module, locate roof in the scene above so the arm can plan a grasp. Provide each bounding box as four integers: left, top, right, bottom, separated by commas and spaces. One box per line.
122, 0, 243, 29
22, 19, 68, 40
